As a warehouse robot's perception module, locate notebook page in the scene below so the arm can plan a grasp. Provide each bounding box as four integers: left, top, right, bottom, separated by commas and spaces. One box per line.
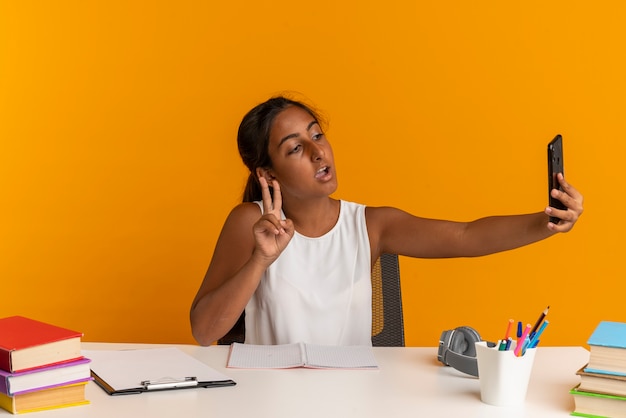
226, 343, 304, 368
303, 344, 378, 369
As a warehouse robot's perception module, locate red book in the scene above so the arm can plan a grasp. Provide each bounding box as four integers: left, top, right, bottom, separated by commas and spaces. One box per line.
0, 316, 83, 373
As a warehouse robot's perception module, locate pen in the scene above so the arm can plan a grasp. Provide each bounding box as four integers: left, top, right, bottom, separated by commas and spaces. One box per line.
531, 306, 550, 335
515, 324, 531, 357
528, 320, 549, 349
498, 339, 507, 351
505, 337, 512, 351
517, 321, 523, 338
504, 319, 514, 340
521, 335, 531, 356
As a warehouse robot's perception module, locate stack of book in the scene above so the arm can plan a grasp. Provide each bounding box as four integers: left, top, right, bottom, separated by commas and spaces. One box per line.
0, 316, 91, 414
571, 321, 626, 418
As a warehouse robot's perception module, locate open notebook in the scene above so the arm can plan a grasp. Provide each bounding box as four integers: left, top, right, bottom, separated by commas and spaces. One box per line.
226, 342, 378, 369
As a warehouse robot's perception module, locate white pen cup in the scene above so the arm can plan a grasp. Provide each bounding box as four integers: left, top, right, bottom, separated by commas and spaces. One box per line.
475, 341, 537, 407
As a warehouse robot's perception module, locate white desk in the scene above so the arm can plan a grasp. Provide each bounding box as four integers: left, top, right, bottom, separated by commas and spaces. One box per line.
5, 343, 588, 417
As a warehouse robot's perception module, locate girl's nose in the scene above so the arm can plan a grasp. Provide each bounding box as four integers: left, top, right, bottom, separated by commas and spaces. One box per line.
310, 143, 325, 161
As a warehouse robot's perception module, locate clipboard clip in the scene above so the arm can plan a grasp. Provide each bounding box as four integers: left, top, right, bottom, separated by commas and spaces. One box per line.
141, 376, 198, 390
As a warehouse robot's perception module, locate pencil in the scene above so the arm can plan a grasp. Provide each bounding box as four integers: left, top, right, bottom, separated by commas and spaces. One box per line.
531, 306, 550, 334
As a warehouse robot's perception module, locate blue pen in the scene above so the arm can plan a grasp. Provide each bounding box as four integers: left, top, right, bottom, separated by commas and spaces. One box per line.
521, 335, 531, 356
528, 320, 549, 349
517, 321, 523, 338
504, 337, 512, 351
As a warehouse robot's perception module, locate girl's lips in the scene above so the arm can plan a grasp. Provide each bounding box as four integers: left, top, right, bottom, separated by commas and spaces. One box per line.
315, 166, 332, 180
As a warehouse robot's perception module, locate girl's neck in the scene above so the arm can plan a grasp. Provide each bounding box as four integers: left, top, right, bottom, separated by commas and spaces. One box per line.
282, 197, 340, 238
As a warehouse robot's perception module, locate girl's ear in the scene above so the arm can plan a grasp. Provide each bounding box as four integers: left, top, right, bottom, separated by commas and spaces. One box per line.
255, 167, 275, 184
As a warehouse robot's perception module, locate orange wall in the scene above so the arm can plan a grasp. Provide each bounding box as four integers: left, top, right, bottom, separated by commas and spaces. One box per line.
1, 1, 624, 347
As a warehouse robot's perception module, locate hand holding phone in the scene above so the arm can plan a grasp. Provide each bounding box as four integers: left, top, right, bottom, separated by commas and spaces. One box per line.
547, 135, 566, 223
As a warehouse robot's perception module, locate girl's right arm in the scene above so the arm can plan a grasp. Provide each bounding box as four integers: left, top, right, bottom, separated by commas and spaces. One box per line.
190, 179, 293, 346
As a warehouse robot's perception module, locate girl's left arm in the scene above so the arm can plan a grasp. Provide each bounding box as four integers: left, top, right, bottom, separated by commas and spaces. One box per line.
367, 173, 583, 260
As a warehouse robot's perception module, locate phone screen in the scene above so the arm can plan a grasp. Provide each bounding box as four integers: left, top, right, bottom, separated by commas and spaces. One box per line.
547, 135, 565, 223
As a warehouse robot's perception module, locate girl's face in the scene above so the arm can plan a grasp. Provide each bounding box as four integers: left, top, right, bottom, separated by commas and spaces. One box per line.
263, 105, 337, 200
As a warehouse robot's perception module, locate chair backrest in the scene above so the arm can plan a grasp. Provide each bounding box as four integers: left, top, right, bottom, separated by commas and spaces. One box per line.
217, 253, 405, 346
371, 253, 405, 347
217, 312, 245, 346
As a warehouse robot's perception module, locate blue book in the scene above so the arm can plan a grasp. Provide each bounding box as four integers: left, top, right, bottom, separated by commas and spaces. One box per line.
588, 321, 626, 348
584, 321, 626, 376
582, 367, 626, 378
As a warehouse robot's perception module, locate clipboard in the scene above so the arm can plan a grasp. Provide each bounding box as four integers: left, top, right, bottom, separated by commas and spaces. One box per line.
83, 347, 236, 395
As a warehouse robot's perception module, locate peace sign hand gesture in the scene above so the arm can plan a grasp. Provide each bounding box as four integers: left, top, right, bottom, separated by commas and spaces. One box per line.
251, 177, 294, 265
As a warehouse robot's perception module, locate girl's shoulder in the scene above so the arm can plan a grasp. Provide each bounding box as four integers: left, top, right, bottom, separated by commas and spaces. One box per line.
364, 205, 403, 219
225, 202, 262, 225
364, 205, 410, 234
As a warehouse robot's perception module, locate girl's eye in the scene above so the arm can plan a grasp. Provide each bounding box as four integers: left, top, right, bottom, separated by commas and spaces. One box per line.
289, 144, 302, 154
312, 133, 324, 141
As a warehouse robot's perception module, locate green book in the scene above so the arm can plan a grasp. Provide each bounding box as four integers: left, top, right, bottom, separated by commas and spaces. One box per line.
570, 385, 626, 418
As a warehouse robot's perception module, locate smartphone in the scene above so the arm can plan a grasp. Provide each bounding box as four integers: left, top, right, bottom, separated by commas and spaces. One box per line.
547, 134, 566, 223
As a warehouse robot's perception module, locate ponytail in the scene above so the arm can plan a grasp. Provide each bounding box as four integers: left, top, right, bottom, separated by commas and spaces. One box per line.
243, 173, 262, 203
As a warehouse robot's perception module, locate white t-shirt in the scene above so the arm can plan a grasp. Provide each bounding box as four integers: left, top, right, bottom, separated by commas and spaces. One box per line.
244, 200, 372, 346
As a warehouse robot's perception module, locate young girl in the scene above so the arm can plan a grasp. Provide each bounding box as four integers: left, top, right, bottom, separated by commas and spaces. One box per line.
190, 96, 583, 346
